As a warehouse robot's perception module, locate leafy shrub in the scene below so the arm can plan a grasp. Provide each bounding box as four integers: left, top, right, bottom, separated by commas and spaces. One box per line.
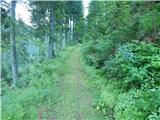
103, 41, 160, 90
82, 36, 119, 69
83, 41, 160, 120
148, 107, 160, 120
96, 82, 119, 120
114, 89, 160, 120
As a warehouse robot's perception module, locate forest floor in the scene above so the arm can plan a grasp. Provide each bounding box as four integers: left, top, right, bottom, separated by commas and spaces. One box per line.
53, 46, 104, 120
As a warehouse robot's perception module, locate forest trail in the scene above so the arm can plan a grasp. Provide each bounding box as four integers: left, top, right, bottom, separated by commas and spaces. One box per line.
54, 46, 104, 120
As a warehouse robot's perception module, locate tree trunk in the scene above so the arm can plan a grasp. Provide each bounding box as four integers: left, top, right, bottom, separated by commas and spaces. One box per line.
71, 17, 74, 41
61, 19, 65, 50
62, 29, 65, 50
65, 18, 68, 45
69, 17, 72, 41
73, 18, 75, 41
48, 9, 55, 59
10, 1, 18, 88
65, 27, 68, 45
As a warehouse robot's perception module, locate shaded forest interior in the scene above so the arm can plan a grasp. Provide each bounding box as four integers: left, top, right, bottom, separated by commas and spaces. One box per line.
1, 1, 160, 120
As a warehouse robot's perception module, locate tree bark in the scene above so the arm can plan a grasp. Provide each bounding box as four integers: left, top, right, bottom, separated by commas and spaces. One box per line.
69, 17, 72, 41
61, 19, 65, 50
65, 18, 68, 45
48, 9, 55, 59
65, 26, 68, 45
10, 1, 18, 88
62, 29, 65, 49
73, 18, 75, 41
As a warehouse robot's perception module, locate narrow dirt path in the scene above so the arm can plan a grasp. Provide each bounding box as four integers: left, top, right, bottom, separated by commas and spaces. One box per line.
54, 46, 104, 120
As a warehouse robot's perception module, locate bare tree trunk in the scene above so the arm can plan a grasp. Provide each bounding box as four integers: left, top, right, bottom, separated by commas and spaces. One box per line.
66, 18, 69, 44
61, 19, 65, 50
73, 18, 75, 41
10, 1, 18, 88
64, 18, 68, 45
62, 29, 65, 50
48, 9, 55, 59
69, 17, 72, 41
71, 17, 74, 41
65, 27, 68, 45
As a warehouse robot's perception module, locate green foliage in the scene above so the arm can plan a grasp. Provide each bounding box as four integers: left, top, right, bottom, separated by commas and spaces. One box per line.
2, 49, 70, 120
84, 63, 160, 120
114, 89, 160, 120
103, 42, 160, 90
97, 84, 118, 119
82, 1, 160, 120
82, 36, 119, 68
82, 41, 160, 119
148, 107, 160, 120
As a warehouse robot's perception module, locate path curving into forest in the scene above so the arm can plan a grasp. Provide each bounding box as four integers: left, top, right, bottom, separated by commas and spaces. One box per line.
54, 46, 104, 120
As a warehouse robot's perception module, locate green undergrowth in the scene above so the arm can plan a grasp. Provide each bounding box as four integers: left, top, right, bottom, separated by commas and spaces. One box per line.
2, 47, 74, 120
83, 62, 160, 120
82, 42, 160, 120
